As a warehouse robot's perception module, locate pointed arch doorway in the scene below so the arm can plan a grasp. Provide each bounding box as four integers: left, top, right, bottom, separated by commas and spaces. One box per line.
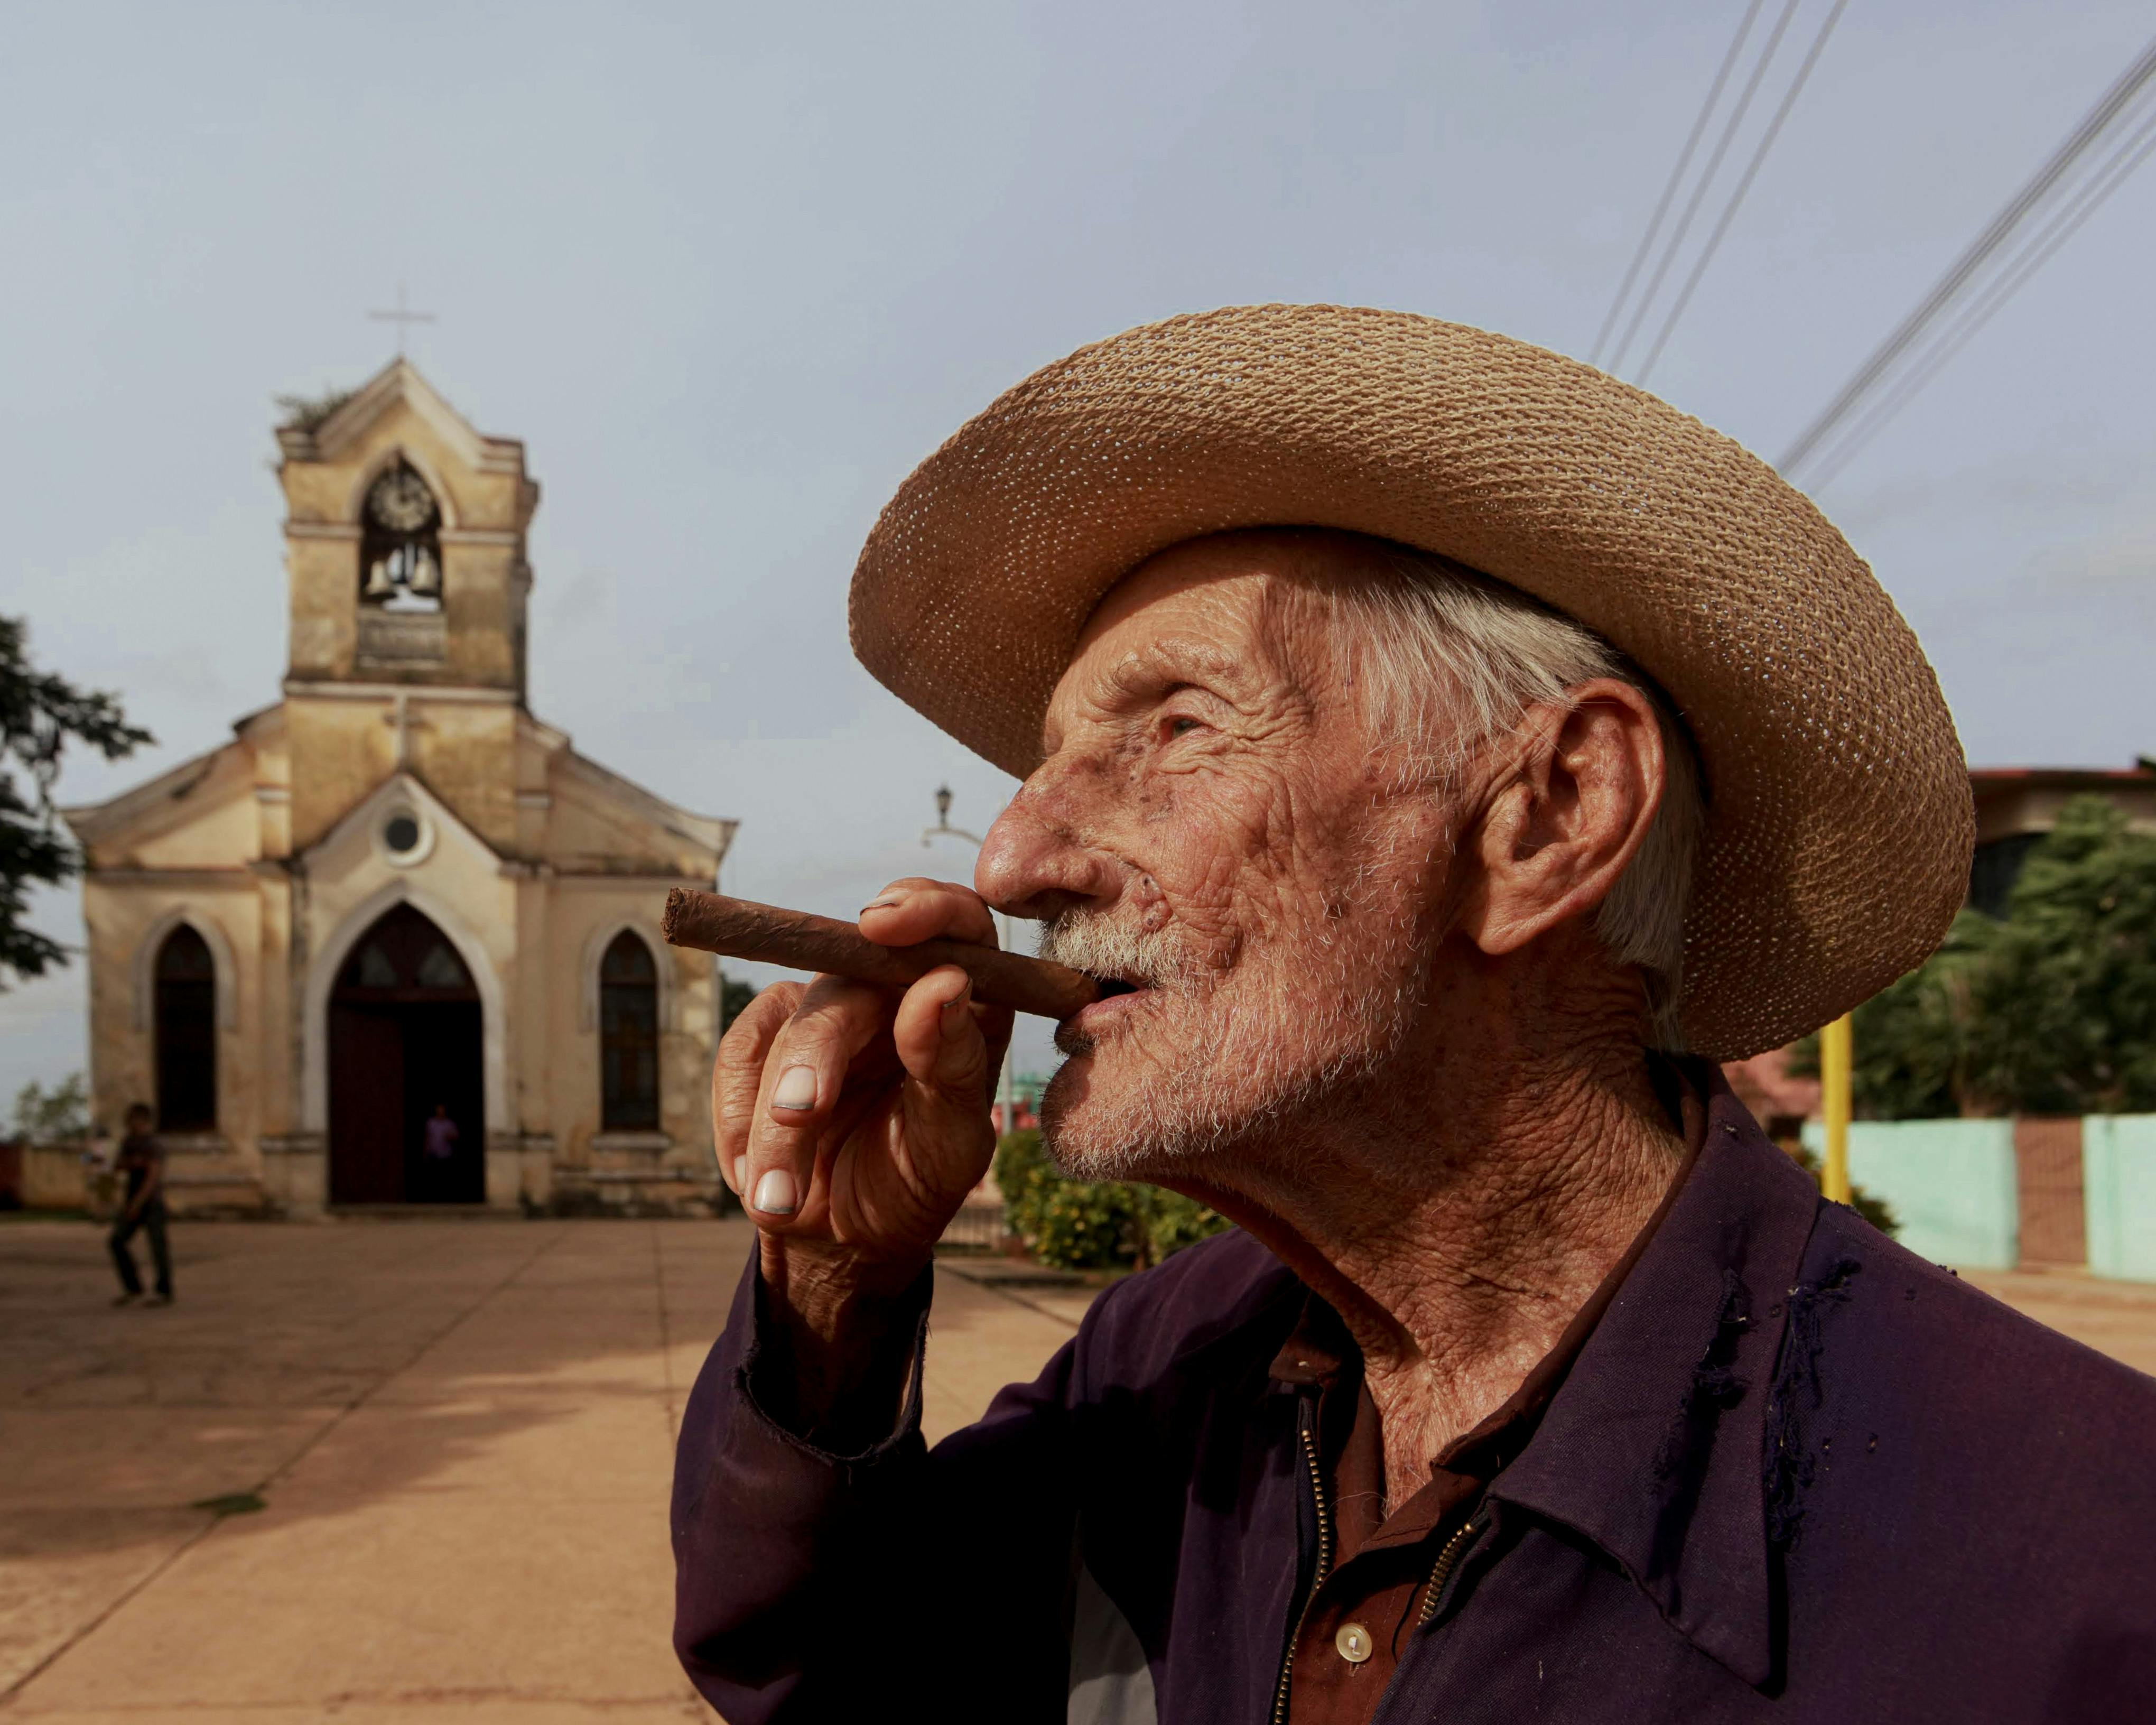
328, 902, 485, 1205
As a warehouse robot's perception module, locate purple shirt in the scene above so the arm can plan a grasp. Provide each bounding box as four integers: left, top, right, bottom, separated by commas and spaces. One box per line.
672, 1072, 2156, 1721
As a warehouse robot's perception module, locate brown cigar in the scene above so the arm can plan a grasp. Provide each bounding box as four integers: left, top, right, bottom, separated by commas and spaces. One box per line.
661, 888, 1100, 1021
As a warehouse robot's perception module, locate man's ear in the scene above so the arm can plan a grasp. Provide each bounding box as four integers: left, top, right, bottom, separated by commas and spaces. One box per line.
1453, 680, 1666, 959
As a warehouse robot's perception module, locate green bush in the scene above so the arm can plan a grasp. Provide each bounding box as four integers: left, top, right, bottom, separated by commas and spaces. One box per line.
1133, 1184, 1233, 1265
993, 1129, 1231, 1271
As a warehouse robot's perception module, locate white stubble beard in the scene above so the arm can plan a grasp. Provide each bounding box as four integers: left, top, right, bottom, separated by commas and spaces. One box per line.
1035, 877, 1430, 1185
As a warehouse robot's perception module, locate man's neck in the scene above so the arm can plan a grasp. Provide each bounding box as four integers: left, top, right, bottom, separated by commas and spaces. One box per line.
1177, 1009, 1688, 1510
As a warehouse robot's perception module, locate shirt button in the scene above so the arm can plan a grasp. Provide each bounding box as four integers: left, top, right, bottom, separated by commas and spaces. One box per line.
1335, 1622, 1373, 1664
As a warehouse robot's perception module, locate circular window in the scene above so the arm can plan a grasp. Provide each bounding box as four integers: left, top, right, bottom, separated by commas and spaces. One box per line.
376, 808, 434, 866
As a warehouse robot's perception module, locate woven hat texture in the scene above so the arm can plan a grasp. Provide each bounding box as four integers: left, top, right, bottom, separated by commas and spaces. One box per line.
850, 303, 1973, 1059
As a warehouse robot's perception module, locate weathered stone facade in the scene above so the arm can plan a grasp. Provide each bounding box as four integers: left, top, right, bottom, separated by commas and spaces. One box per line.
63, 360, 734, 1216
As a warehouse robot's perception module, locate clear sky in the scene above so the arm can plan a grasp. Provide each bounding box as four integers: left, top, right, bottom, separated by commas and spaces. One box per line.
4, 1, 2151, 1102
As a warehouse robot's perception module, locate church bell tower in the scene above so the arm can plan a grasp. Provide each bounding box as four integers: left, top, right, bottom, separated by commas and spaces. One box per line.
275, 358, 538, 695
271, 359, 542, 854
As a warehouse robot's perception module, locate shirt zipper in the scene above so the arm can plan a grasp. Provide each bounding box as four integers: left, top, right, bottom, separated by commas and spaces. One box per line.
1270, 1402, 1335, 1725
1415, 1505, 1486, 1628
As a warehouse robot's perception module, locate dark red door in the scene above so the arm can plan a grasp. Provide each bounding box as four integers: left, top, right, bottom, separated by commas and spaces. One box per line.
329, 1004, 405, 1204
327, 904, 484, 1205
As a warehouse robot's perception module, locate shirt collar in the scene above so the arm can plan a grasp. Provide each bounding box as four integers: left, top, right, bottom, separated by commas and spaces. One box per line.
1263, 1066, 1714, 1564
1491, 1070, 1820, 1688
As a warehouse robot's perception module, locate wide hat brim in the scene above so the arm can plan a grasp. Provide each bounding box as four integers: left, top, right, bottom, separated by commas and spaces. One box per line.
849, 303, 1972, 1060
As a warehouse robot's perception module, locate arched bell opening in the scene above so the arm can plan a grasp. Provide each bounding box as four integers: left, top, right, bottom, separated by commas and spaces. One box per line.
358, 459, 444, 613
328, 902, 484, 1205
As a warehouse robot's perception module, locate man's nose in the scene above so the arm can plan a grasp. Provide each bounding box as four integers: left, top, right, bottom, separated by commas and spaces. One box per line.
977, 764, 1119, 921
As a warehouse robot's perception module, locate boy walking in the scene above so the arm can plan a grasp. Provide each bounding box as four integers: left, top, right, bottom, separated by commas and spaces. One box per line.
109, 1103, 172, 1306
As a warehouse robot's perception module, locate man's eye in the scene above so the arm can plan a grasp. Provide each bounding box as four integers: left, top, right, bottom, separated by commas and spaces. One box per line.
1167, 717, 1203, 738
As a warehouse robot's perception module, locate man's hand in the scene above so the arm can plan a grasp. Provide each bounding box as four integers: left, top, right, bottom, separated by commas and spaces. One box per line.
713, 878, 1014, 1434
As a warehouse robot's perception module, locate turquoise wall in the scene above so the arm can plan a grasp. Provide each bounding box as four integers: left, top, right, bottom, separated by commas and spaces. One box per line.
2083, 1115, 2156, 1282
1802, 1118, 2019, 1270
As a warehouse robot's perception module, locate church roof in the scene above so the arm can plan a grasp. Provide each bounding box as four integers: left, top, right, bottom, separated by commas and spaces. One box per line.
275, 357, 526, 477
554, 745, 736, 858
59, 735, 252, 852
63, 698, 731, 879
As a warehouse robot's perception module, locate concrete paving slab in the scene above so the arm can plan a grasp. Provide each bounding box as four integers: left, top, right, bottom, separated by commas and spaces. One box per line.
0, 1508, 210, 1696
278, 1392, 675, 1507
16, 1494, 688, 1714
15, 1359, 385, 1411
0, 1406, 340, 1510
377, 1351, 673, 1403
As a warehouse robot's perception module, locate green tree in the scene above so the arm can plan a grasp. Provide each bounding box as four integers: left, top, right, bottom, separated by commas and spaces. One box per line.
1962, 797, 2156, 1115
1791, 796, 2156, 1119
0, 618, 153, 984
1790, 914, 1983, 1120
13, 1072, 89, 1144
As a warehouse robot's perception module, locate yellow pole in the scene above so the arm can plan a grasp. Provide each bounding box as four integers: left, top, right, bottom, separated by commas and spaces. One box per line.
1820, 1011, 1853, 1205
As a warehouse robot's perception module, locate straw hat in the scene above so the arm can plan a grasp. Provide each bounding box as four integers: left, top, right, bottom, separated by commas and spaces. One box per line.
849, 304, 1972, 1059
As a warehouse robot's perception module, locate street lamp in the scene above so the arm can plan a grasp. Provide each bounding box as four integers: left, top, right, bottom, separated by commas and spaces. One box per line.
922, 786, 1019, 1137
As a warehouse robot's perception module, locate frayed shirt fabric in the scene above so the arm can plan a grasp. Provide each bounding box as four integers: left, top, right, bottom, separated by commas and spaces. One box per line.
672, 1074, 2156, 1723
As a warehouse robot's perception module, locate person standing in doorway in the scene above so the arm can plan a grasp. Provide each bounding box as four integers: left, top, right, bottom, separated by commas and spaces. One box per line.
109, 1103, 172, 1307
421, 1103, 459, 1202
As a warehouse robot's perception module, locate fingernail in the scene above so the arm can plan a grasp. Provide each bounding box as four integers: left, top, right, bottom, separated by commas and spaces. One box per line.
941, 979, 973, 1030
861, 895, 902, 912
773, 1065, 817, 1110
754, 1168, 798, 1214
732, 1156, 746, 1193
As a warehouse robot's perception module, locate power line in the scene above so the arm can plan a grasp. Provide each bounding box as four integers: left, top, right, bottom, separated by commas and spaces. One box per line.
1591, 0, 1767, 369
1633, 0, 1850, 388
1780, 32, 2156, 479
1606, 0, 1805, 378
1800, 99, 2156, 490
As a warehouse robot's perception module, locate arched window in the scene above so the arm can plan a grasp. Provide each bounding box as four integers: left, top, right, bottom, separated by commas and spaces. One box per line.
154, 925, 217, 1132
359, 460, 443, 613
599, 932, 660, 1130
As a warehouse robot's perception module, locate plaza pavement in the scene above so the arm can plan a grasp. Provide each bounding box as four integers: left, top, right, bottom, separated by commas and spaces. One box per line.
2, 1216, 2151, 1723
0, 1217, 1088, 1723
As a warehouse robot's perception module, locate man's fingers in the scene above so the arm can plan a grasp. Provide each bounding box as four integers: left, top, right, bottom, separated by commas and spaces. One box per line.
858, 877, 1000, 950
891, 964, 1012, 1106
743, 976, 891, 1226
713, 982, 802, 1194
884, 966, 1011, 1207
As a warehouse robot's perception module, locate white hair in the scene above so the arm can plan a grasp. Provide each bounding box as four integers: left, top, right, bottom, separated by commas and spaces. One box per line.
1323, 539, 1705, 1049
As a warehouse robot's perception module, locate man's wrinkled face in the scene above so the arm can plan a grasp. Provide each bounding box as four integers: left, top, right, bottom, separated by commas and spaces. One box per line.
981, 535, 1458, 1181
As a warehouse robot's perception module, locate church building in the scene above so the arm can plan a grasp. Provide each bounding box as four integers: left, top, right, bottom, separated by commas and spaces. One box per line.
63, 360, 735, 1216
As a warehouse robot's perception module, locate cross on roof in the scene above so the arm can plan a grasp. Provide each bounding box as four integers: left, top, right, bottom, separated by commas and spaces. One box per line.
383, 691, 433, 767
367, 284, 438, 357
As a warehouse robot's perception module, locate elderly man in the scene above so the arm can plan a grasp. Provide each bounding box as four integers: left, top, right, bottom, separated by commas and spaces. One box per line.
673, 307, 2155, 1722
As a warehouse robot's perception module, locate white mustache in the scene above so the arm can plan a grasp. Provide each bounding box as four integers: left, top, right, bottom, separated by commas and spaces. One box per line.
1036, 910, 1203, 990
